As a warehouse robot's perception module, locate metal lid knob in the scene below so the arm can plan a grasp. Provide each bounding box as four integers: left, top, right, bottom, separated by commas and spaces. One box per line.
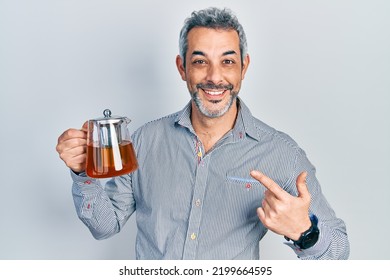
103, 109, 112, 118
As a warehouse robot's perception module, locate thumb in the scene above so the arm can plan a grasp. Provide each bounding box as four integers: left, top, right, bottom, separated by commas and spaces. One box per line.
81, 121, 88, 132
296, 171, 310, 200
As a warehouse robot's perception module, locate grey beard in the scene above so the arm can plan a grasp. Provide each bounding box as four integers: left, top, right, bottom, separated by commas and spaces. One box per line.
191, 90, 238, 118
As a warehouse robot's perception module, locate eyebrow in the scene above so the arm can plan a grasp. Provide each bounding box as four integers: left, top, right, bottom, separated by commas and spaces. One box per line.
191, 50, 205, 56
222, 50, 237, 56
191, 50, 238, 57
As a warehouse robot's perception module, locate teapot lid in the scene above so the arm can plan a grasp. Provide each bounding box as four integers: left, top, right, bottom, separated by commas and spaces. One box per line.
90, 109, 129, 125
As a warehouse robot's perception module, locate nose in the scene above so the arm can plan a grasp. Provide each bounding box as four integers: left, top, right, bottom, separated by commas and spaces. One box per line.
206, 63, 223, 85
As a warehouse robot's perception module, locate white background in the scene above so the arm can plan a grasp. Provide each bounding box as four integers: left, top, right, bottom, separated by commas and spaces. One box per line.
0, 0, 389, 260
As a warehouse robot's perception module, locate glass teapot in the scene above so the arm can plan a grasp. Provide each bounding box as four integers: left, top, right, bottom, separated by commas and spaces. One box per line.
86, 109, 138, 178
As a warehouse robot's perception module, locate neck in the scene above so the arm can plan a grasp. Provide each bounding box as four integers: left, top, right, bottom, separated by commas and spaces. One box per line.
191, 100, 238, 152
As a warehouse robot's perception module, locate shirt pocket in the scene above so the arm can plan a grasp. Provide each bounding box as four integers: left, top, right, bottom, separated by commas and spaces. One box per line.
226, 171, 266, 192
224, 171, 265, 219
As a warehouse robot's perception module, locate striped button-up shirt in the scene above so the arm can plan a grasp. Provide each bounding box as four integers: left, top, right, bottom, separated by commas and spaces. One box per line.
71, 98, 349, 259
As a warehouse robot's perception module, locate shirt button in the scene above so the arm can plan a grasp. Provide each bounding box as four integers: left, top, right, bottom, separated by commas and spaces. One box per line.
190, 233, 197, 240
195, 199, 201, 207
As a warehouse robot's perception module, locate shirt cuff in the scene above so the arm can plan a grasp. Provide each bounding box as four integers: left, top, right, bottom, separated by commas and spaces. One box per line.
70, 170, 102, 193
284, 221, 331, 259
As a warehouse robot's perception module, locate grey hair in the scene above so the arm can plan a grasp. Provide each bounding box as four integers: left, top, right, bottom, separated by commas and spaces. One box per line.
179, 7, 248, 68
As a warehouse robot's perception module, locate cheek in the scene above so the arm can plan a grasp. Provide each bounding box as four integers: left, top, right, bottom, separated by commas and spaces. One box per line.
186, 70, 204, 86
184, 77, 198, 93
187, 67, 206, 79
225, 68, 244, 82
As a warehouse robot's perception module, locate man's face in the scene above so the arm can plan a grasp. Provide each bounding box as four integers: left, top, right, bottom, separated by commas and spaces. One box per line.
177, 27, 249, 118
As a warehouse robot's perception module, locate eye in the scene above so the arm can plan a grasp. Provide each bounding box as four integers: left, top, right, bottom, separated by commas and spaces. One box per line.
223, 59, 235, 65
192, 59, 206, 64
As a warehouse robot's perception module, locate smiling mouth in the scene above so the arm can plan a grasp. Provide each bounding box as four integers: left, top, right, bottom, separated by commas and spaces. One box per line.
203, 89, 225, 96
197, 83, 233, 99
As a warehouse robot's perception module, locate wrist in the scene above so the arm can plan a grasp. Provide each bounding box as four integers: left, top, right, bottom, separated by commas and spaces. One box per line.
285, 214, 320, 250
290, 217, 312, 241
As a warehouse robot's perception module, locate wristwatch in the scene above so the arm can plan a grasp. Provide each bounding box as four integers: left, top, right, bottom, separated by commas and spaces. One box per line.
285, 214, 320, 250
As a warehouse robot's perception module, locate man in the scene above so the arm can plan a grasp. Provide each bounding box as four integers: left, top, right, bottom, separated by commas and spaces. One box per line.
56, 7, 349, 259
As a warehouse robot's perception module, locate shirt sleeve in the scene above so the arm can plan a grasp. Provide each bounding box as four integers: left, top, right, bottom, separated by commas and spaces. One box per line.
284, 149, 350, 259
70, 170, 136, 240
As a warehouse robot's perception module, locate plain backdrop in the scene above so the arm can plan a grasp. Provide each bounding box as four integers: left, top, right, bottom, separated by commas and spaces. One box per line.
1, 0, 389, 260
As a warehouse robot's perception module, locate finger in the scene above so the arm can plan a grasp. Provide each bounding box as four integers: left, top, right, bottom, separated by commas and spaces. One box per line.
65, 152, 87, 164
256, 207, 266, 224
296, 171, 310, 200
58, 146, 86, 164
66, 154, 87, 173
57, 137, 87, 154
62, 145, 87, 157
59, 147, 87, 171
72, 153, 87, 163
261, 196, 270, 212
58, 129, 87, 144
262, 189, 279, 211
250, 170, 286, 199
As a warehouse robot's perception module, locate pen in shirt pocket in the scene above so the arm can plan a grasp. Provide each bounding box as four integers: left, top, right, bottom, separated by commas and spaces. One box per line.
226, 175, 266, 191
226, 176, 260, 183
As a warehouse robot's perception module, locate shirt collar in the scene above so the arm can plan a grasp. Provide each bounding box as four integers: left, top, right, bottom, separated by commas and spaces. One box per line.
236, 98, 261, 142
175, 97, 261, 142
175, 101, 195, 134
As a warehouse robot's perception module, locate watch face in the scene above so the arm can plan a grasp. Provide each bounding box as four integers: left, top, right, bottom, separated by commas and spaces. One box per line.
302, 229, 320, 249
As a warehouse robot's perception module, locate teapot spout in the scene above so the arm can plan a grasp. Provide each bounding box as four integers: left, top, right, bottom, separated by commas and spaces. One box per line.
124, 117, 131, 124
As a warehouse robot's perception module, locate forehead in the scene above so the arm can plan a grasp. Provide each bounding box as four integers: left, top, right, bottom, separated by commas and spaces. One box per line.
186, 27, 240, 54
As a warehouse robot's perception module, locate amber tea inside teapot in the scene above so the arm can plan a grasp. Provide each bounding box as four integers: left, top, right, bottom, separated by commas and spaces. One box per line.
86, 109, 138, 178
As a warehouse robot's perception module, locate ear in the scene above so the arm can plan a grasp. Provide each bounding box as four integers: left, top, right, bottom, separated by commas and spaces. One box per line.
241, 54, 250, 80
176, 55, 186, 81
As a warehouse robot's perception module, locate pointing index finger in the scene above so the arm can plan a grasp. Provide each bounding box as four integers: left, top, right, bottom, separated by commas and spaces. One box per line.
250, 170, 286, 199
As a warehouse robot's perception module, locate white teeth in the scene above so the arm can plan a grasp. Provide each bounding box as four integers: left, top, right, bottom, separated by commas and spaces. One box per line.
204, 90, 224, 95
